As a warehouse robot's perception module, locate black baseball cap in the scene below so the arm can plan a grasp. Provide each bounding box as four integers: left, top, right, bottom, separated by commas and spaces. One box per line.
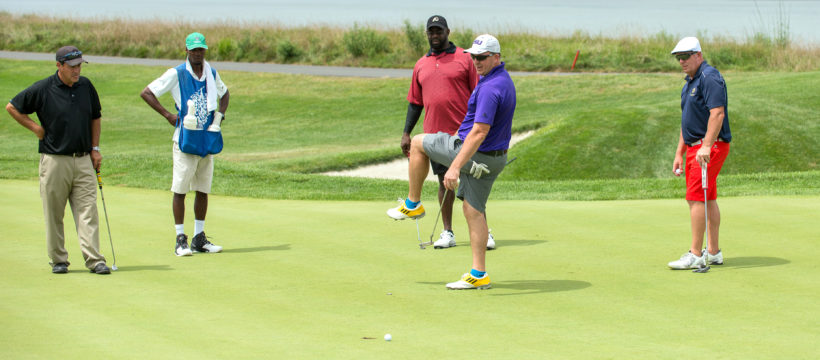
426, 15, 448, 30
56, 46, 87, 66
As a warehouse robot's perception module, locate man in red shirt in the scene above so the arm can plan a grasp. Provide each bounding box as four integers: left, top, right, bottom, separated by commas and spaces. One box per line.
402, 15, 495, 250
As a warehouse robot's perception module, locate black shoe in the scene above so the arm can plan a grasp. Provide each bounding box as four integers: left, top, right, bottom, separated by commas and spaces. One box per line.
91, 263, 111, 275
175, 234, 192, 256
52, 263, 68, 274
191, 232, 223, 253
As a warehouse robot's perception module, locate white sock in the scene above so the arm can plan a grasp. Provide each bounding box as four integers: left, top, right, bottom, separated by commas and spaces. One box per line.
175, 224, 185, 236
194, 220, 205, 236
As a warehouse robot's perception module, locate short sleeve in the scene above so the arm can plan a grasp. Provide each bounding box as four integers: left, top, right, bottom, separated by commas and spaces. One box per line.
702, 73, 727, 110
147, 68, 179, 98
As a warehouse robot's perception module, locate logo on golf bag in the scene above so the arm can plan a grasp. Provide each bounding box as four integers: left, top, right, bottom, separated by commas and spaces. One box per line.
187, 90, 208, 129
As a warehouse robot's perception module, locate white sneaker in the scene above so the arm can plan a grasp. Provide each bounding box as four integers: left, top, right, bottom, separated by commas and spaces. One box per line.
703, 249, 724, 265
486, 230, 496, 250
175, 234, 193, 257
433, 230, 456, 249
668, 251, 705, 269
191, 232, 223, 253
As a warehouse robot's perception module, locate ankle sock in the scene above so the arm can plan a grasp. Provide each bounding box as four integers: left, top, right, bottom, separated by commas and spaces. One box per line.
405, 198, 420, 209
175, 224, 185, 236
470, 269, 486, 278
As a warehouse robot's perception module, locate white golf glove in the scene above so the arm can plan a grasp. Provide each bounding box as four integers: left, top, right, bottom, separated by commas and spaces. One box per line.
207, 112, 223, 132
182, 100, 198, 130
469, 161, 491, 179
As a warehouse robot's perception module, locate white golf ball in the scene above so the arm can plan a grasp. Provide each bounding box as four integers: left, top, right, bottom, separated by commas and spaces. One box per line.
384, 334, 392, 341
675, 169, 682, 175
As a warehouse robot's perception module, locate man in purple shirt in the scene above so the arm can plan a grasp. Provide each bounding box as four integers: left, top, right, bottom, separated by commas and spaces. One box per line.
387, 34, 516, 290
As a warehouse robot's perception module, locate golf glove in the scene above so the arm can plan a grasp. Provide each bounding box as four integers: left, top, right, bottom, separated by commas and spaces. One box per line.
207, 112, 223, 132
182, 100, 199, 130
469, 161, 491, 179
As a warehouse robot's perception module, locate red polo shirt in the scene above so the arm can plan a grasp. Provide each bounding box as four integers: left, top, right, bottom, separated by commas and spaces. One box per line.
407, 43, 478, 135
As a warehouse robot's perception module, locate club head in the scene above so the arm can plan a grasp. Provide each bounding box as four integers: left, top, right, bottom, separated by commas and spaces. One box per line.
692, 265, 710, 273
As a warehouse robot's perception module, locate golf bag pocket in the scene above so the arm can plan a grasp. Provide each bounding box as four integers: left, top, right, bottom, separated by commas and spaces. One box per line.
179, 126, 223, 157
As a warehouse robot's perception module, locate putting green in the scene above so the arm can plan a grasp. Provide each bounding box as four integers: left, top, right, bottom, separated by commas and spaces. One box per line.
1, 179, 817, 359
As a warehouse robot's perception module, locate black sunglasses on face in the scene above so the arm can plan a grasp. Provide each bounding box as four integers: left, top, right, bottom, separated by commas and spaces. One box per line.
471, 53, 491, 61
675, 52, 696, 61
58, 50, 82, 62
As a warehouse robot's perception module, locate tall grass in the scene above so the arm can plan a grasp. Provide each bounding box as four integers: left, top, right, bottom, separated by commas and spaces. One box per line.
1, 11, 818, 72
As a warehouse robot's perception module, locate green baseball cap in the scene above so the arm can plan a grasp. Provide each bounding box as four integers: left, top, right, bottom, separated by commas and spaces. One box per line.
185, 32, 208, 50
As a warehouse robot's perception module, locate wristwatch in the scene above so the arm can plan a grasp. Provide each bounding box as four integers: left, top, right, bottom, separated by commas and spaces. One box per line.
92, 146, 100, 152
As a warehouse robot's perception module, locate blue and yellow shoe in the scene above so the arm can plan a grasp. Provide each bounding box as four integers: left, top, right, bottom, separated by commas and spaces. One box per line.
386, 199, 426, 220
446, 273, 492, 290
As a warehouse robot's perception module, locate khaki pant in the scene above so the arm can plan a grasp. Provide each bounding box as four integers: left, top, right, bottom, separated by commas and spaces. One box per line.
39, 154, 105, 269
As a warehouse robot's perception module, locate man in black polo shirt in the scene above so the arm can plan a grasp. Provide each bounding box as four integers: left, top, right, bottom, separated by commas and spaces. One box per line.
5, 45, 110, 275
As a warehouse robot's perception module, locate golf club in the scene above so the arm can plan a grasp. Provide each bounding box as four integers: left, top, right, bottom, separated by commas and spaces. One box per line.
422, 188, 449, 248
693, 164, 710, 273
96, 170, 118, 271
414, 217, 425, 250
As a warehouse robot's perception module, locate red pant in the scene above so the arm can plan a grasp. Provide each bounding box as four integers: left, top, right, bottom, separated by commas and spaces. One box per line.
685, 141, 730, 201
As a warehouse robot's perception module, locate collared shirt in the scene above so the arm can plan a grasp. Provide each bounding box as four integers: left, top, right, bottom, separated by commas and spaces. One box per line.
681, 60, 732, 144
458, 62, 516, 151
407, 42, 478, 135
10, 71, 101, 155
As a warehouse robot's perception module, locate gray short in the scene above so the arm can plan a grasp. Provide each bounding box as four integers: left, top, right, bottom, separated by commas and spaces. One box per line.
422, 132, 507, 213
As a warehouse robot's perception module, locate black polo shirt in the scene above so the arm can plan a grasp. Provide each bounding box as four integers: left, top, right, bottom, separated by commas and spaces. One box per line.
10, 71, 101, 155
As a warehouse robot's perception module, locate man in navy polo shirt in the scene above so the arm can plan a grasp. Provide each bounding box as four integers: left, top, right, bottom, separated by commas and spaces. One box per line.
668, 37, 732, 270
6, 46, 110, 275
387, 34, 516, 290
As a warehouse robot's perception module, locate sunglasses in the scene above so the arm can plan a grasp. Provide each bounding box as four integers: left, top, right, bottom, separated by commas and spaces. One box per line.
471, 53, 493, 61
58, 50, 83, 62
674, 52, 696, 61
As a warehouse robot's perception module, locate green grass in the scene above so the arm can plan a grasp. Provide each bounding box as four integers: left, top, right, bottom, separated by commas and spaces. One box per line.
2, 12, 819, 72
1, 180, 818, 359
2, 58, 818, 201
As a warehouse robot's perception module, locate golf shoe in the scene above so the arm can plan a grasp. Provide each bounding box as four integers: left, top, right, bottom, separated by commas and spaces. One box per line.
433, 230, 456, 249
668, 251, 705, 269
487, 230, 496, 250
703, 249, 724, 265
447, 273, 492, 290
191, 232, 223, 253
175, 234, 193, 256
386, 200, 425, 220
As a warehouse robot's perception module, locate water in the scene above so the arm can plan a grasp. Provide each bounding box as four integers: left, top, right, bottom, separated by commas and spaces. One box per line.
1, 0, 818, 44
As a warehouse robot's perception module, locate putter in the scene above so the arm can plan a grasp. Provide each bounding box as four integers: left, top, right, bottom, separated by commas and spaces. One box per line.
96, 170, 118, 271
414, 217, 425, 250
422, 188, 449, 248
693, 164, 710, 273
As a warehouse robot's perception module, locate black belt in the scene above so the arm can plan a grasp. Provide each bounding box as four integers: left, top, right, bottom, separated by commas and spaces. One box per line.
70, 152, 89, 157
477, 149, 507, 157
687, 138, 727, 147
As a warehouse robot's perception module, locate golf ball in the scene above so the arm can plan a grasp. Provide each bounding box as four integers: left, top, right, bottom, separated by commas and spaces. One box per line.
384, 334, 392, 341
675, 169, 682, 175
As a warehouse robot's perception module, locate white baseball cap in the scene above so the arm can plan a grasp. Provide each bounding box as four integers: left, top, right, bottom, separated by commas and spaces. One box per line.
671, 36, 701, 54
464, 34, 501, 54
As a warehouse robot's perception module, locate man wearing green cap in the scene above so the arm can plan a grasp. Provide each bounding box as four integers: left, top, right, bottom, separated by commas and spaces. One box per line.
140, 32, 230, 256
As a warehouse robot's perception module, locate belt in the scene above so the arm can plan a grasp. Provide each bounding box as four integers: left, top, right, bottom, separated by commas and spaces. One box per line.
687, 138, 727, 147
477, 149, 507, 157
70, 151, 89, 157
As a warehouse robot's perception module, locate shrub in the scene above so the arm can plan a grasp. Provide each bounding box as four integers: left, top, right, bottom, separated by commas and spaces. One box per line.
343, 24, 390, 57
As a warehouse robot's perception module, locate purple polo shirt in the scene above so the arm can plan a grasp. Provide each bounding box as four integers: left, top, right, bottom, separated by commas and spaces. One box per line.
458, 62, 516, 151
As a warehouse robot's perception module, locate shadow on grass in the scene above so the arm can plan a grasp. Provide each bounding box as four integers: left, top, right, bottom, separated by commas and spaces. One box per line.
720, 256, 790, 269
489, 279, 592, 296
456, 239, 547, 248
223, 244, 291, 253
418, 279, 590, 296
112, 265, 172, 272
